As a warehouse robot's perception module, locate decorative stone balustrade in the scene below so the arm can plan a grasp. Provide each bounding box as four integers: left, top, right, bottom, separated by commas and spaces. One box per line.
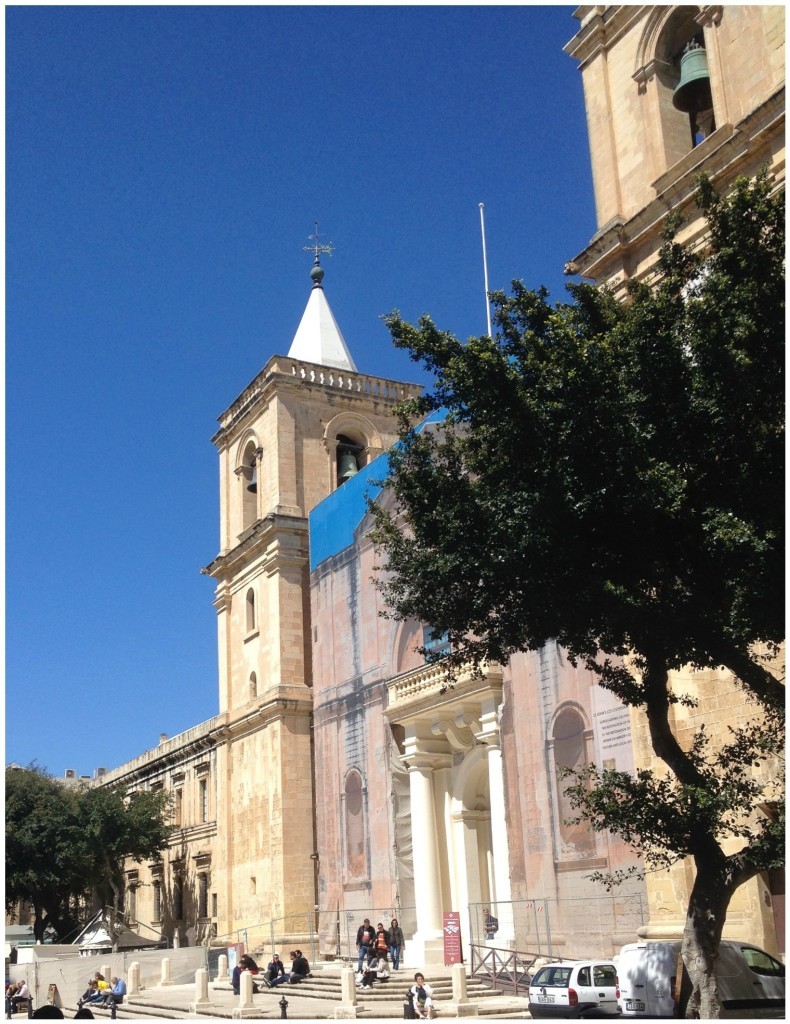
289, 360, 406, 399
387, 660, 504, 714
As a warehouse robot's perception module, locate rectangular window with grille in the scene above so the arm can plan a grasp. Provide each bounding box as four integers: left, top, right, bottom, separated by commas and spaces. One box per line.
198, 874, 209, 919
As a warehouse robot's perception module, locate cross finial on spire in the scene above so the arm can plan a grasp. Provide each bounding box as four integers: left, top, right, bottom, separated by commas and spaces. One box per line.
303, 221, 334, 266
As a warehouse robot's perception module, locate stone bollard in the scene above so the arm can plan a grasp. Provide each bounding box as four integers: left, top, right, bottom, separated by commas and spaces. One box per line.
334, 966, 358, 1018
239, 970, 254, 1010
160, 957, 172, 987
447, 962, 476, 1016
101, 964, 112, 987
216, 954, 230, 981
195, 968, 210, 1005
127, 962, 141, 997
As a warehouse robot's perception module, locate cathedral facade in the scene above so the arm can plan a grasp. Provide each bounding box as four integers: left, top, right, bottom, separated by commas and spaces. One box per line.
98, 5, 784, 962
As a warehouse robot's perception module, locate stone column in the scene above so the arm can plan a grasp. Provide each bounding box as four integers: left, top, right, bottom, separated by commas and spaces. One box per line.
127, 963, 140, 997
408, 756, 445, 965
160, 957, 172, 986
216, 954, 229, 982
486, 739, 515, 946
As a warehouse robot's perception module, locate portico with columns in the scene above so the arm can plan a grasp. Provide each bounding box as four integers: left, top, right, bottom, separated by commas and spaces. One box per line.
385, 662, 514, 965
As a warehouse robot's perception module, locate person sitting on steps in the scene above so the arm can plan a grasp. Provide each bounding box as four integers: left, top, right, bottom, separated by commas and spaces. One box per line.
409, 972, 435, 1019
261, 952, 286, 987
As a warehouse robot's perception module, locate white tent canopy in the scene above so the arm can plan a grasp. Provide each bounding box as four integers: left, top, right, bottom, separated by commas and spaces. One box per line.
72, 910, 163, 950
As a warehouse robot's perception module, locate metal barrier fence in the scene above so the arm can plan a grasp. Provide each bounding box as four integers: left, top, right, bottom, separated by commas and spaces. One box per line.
7, 946, 209, 1012
469, 944, 541, 995
469, 893, 646, 961
268, 912, 318, 965
327, 906, 418, 962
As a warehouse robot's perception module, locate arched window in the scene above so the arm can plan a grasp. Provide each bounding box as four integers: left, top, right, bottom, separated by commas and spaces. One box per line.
246, 588, 256, 633
422, 625, 450, 660
344, 770, 366, 878
552, 706, 596, 859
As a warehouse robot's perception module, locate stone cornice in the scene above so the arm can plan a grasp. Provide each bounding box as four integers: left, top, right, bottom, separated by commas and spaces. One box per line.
201, 512, 309, 579
166, 821, 217, 847
568, 89, 785, 285
98, 719, 222, 787
564, 5, 646, 68
224, 691, 314, 739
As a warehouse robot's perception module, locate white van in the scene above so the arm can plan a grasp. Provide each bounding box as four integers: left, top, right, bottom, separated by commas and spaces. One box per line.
617, 940, 785, 1018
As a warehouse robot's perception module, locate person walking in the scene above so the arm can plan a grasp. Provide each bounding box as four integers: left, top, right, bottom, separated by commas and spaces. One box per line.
389, 917, 405, 970
355, 917, 376, 971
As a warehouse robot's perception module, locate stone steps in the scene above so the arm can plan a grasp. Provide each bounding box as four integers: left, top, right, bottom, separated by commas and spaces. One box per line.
244, 975, 502, 1002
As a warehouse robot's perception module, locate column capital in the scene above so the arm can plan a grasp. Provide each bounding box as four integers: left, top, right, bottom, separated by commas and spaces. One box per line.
403, 752, 453, 773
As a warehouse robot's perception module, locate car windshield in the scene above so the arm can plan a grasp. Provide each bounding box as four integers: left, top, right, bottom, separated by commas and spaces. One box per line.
533, 967, 572, 988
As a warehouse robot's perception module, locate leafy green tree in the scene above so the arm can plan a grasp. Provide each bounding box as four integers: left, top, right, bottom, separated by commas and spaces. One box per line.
6, 764, 172, 948
79, 784, 172, 949
6, 764, 91, 941
370, 175, 784, 1018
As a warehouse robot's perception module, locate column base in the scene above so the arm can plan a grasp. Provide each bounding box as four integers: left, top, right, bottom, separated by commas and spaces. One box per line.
408, 936, 446, 969
444, 1003, 478, 1016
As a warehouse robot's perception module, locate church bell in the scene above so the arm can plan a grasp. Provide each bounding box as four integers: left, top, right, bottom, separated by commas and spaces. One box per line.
246, 466, 257, 493
672, 41, 713, 114
338, 448, 359, 484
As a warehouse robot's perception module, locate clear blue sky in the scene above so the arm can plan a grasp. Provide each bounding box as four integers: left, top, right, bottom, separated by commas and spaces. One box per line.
6, 4, 596, 777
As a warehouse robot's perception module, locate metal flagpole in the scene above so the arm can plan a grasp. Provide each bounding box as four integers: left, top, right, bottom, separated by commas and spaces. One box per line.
479, 203, 492, 337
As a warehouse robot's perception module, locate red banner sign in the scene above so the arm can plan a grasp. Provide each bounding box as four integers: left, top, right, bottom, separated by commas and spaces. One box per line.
443, 911, 463, 965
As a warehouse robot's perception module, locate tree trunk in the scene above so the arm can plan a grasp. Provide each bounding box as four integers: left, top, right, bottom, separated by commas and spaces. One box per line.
638, 648, 740, 1019
680, 863, 736, 1018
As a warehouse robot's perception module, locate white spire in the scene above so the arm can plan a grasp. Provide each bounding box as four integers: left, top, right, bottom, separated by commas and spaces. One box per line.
287, 223, 357, 371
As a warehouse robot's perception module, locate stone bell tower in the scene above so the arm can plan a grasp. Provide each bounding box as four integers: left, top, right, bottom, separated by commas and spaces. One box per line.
202, 243, 423, 940
565, 5, 784, 295
565, 6, 785, 954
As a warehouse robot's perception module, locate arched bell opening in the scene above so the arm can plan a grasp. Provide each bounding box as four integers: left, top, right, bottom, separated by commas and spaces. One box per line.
336, 433, 365, 487
239, 441, 258, 531
659, 10, 716, 152
671, 34, 715, 146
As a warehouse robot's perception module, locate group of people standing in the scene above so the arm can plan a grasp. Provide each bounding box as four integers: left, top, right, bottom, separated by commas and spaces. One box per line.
355, 917, 405, 972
